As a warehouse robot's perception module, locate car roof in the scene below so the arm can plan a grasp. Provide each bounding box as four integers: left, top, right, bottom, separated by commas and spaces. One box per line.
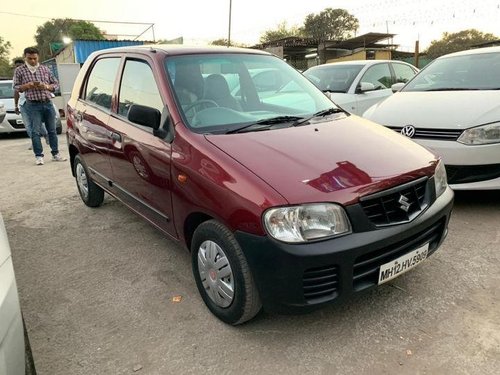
91, 44, 272, 57
439, 46, 500, 59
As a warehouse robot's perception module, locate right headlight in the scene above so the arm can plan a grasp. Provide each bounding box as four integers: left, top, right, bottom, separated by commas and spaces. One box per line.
263, 203, 351, 243
457, 123, 500, 145
434, 160, 448, 198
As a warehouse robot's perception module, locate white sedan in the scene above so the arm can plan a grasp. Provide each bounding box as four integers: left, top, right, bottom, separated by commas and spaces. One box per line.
303, 60, 418, 116
364, 46, 500, 190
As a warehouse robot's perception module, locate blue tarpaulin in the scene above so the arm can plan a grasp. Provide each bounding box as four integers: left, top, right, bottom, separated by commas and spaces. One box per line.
73, 40, 145, 64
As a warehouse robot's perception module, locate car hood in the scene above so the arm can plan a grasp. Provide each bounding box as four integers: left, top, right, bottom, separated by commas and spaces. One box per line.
364, 91, 500, 129
0, 98, 15, 111
205, 116, 437, 205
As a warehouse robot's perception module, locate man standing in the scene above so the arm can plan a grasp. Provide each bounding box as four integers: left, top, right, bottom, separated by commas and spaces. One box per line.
14, 47, 66, 165
13, 58, 49, 149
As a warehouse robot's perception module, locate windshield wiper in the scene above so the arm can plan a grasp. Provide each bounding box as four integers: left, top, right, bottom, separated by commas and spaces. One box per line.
226, 116, 303, 134
291, 107, 346, 127
425, 88, 481, 91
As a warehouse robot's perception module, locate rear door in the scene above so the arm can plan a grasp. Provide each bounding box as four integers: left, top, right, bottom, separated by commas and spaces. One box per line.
107, 55, 176, 236
74, 56, 121, 186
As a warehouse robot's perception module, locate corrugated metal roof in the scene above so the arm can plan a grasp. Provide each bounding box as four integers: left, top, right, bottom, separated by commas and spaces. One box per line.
73, 40, 145, 63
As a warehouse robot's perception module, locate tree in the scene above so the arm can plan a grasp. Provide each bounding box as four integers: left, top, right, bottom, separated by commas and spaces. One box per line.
0, 37, 13, 77
34, 18, 105, 60
210, 39, 247, 47
425, 29, 498, 59
260, 21, 304, 44
302, 8, 359, 42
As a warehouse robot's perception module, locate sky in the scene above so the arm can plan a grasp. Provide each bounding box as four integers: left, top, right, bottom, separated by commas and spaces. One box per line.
1, 0, 500, 59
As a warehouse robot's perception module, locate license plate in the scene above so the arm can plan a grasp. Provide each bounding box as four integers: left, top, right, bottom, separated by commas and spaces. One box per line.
378, 243, 429, 285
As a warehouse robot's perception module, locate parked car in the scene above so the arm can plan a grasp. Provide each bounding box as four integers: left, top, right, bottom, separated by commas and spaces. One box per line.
0, 102, 5, 124
364, 47, 500, 190
66, 45, 453, 324
0, 213, 26, 375
0, 79, 62, 135
303, 60, 418, 116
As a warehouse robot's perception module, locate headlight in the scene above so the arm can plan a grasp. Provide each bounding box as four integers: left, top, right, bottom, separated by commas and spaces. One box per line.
457, 123, 500, 145
434, 160, 448, 197
263, 203, 351, 243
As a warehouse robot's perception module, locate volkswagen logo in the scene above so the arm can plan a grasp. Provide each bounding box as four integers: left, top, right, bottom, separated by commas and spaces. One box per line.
401, 125, 416, 138
398, 195, 411, 212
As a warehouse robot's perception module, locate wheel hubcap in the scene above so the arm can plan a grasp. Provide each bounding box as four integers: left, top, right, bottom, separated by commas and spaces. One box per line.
197, 240, 234, 308
76, 163, 89, 200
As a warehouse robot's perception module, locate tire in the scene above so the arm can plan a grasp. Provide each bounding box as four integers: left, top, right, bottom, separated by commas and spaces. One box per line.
191, 220, 262, 325
74, 154, 104, 207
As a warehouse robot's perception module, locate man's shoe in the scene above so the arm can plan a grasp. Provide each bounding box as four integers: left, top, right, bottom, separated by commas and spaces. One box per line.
35, 156, 44, 165
52, 153, 67, 162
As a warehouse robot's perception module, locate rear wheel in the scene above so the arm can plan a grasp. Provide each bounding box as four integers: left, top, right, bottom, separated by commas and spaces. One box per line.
191, 220, 262, 325
74, 154, 104, 207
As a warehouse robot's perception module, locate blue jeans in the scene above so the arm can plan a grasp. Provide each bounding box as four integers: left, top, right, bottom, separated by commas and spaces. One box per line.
24, 101, 58, 157
19, 104, 47, 139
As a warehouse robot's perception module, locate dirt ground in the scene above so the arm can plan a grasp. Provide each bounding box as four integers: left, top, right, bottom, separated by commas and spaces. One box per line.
1, 131, 499, 375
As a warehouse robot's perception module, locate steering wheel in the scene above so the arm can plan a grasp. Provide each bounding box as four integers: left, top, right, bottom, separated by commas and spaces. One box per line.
183, 99, 219, 114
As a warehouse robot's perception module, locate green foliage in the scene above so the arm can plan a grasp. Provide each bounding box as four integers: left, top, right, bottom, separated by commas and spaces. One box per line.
425, 29, 499, 59
259, 21, 304, 44
210, 39, 247, 47
302, 8, 359, 41
0, 37, 13, 77
34, 18, 105, 60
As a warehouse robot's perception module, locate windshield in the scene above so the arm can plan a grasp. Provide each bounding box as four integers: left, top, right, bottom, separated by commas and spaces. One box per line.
0, 82, 15, 99
164, 53, 336, 133
303, 65, 363, 93
403, 51, 500, 92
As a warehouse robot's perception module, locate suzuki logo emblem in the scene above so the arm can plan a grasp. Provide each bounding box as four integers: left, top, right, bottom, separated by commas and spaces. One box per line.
398, 195, 411, 212
401, 125, 416, 138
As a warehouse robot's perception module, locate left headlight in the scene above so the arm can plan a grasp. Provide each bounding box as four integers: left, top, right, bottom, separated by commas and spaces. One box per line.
457, 123, 500, 145
434, 160, 448, 198
263, 203, 351, 243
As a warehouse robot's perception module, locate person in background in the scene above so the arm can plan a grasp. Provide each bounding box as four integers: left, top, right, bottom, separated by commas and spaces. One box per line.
13, 47, 66, 165
13, 59, 49, 150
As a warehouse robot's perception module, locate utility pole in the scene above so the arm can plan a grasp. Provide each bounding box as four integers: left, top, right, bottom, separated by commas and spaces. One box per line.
227, 0, 232, 47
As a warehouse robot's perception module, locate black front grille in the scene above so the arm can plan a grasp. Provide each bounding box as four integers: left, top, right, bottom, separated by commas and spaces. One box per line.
8, 119, 25, 129
353, 219, 445, 291
303, 265, 339, 303
446, 164, 500, 184
360, 178, 428, 226
387, 126, 463, 141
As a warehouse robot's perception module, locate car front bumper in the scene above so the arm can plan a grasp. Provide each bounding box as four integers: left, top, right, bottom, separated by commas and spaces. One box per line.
235, 186, 454, 314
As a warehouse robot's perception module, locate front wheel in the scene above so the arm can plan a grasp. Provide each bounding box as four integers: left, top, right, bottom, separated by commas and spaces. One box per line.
74, 154, 104, 207
191, 220, 262, 325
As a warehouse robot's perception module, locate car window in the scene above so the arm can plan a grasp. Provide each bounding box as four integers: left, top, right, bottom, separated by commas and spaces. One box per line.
360, 64, 392, 90
392, 63, 416, 83
84, 58, 121, 110
403, 51, 500, 91
303, 65, 363, 93
0, 82, 15, 99
118, 60, 163, 117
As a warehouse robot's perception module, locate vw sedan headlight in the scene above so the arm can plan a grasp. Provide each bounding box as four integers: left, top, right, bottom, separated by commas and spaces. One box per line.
457, 123, 500, 145
263, 203, 351, 243
434, 160, 448, 198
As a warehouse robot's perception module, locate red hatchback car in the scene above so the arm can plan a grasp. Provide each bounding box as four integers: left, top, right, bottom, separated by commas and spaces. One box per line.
66, 45, 454, 324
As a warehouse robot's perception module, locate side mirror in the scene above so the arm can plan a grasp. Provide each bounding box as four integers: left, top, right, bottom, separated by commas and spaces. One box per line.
128, 104, 161, 130
391, 82, 405, 93
358, 82, 376, 93
324, 91, 332, 99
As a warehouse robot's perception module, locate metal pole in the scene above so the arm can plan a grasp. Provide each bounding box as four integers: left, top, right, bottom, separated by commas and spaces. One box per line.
227, 0, 232, 47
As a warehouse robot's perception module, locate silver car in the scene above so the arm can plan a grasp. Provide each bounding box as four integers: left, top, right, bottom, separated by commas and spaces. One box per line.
0, 213, 26, 375
0, 79, 62, 135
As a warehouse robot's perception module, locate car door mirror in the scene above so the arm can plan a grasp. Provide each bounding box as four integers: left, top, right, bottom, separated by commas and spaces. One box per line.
358, 82, 376, 93
391, 82, 405, 93
128, 104, 161, 130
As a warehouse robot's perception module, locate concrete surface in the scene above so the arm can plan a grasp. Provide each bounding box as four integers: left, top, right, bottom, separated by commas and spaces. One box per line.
0, 132, 499, 375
